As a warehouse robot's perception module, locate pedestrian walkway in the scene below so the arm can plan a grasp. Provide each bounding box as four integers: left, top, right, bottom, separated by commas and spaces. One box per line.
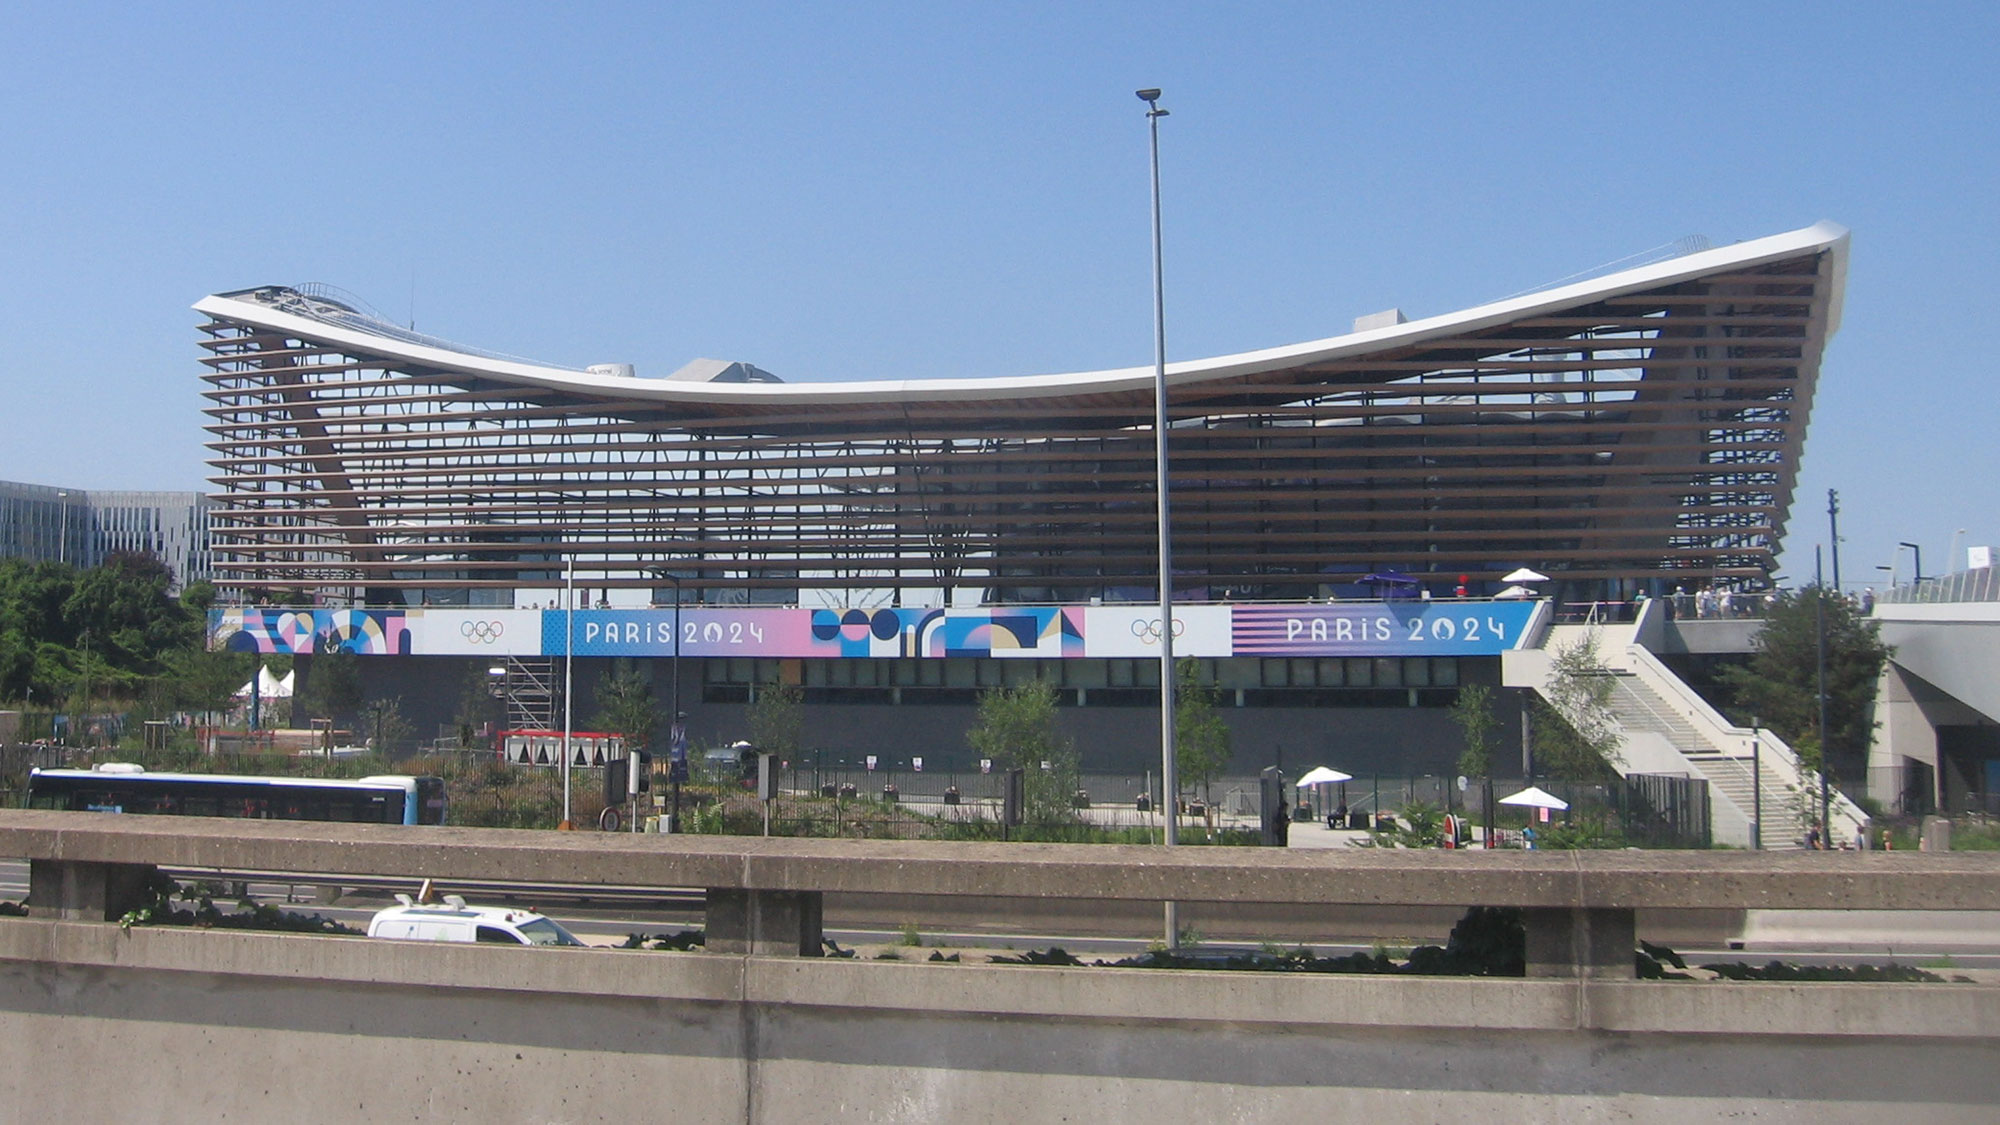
1285, 823, 1378, 850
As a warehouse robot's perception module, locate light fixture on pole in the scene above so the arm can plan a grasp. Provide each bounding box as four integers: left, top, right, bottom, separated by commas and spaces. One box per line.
1138, 85, 1179, 949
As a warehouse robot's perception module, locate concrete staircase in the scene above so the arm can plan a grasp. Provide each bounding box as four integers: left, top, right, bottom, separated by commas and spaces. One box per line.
1503, 604, 1866, 848
1681, 752, 1809, 850
1605, 672, 1803, 849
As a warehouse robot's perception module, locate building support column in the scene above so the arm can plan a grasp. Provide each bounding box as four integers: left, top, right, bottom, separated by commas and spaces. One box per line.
1521, 906, 1635, 979
29, 859, 156, 922
705, 888, 824, 957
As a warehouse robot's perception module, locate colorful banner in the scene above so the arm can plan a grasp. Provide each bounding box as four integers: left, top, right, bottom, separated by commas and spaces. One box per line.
1230, 601, 1538, 656
405, 609, 544, 656
211, 600, 1537, 658
210, 608, 412, 655
543, 606, 1085, 658
1081, 605, 1232, 657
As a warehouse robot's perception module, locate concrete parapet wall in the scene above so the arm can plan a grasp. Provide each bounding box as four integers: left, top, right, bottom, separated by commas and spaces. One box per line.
6, 814, 2000, 1119
1, 918, 1997, 1122
6, 810, 1999, 911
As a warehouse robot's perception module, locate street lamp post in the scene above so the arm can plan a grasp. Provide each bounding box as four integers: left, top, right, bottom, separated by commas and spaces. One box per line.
560, 554, 576, 830
654, 569, 687, 832
1898, 541, 1924, 585
57, 491, 69, 566
1815, 546, 1830, 843
1138, 86, 1178, 949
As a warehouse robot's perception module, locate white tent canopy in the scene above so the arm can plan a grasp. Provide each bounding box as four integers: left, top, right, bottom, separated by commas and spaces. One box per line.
1498, 785, 1569, 811
1494, 585, 1536, 599
233, 666, 294, 700
1294, 766, 1353, 787
1501, 567, 1550, 584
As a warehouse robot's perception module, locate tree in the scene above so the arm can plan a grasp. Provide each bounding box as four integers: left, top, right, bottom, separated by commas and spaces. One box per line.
747, 678, 804, 762
0, 554, 209, 706
965, 679, 1079, 824
1450, 683, 1500, 781
1532, 631, 1623, 781
1718, 587, 1891, 779
452, 662, 505, 749
359, 696, 414, 755
161, 645, 255, 716
593, 664, 659, 753
1173, 659, 1232, 803
297, 648, 364, 729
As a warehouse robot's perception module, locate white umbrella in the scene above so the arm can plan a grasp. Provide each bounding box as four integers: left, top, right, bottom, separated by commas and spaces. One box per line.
1501, 567, 1550, 584
1295, 766, 1353, 787
1494, 585, 1536, 599
1498, 785, 1569, 811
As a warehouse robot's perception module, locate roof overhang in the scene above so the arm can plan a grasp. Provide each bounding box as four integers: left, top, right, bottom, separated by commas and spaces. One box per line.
194, 221, 1848, 410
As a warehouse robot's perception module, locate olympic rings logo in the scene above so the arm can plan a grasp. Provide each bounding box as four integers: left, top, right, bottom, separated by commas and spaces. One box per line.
1129, 617, 1187, 644
460, 620, 506, 643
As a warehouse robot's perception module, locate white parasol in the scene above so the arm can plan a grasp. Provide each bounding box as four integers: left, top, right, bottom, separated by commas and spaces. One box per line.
1501, 567, 1550, 584
1498, 785, 1569, 811
1295, 766, 1353, 787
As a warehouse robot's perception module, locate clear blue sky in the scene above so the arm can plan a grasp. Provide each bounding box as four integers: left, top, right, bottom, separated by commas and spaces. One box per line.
1, 2, 1992, 589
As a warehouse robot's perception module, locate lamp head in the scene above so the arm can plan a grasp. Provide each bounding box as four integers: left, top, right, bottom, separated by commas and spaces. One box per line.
1135, 88, 1161, 103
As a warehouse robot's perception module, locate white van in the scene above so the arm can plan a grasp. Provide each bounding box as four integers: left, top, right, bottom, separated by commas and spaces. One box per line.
366, 894, 584, 946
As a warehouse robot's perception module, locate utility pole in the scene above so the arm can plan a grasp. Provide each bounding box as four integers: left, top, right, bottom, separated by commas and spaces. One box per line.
1815, 547, 1831, 843
1137, 86, 1179, 951
1750, 717, 1762, 851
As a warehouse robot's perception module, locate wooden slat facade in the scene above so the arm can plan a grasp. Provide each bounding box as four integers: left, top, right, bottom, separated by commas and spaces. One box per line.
198, 245, 1838, 606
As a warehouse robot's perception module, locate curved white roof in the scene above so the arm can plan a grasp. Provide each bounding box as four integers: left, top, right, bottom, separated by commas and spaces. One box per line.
195, 221, 1847, 408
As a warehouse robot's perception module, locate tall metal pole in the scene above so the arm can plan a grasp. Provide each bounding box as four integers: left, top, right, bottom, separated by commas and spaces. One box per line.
1138, 86, 1177, 950
672, 576, 683, 832
561, 554, 575, 830
57, 491, 68, 566
1815, 547, 1830, 844
1750, 717, 1762, 851
1827, 489, 1841, 594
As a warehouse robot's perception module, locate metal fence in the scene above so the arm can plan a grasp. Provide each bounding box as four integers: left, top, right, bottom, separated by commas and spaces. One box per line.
1877, 567, 2000, 605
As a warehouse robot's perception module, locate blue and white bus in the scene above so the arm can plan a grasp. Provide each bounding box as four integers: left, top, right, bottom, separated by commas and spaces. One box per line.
25, 766, 447, 826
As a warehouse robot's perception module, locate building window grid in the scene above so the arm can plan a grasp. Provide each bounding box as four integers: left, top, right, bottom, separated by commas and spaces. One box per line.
715, 655, 1457, 699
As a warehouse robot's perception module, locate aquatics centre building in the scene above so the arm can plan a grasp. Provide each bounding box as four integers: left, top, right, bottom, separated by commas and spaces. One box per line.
197, 222, 1848, 773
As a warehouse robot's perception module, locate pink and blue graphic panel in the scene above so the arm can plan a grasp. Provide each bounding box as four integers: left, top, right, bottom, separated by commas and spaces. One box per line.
542, 606, 1084, 658
211, 601, 1536, 658
210, 609, 412, 655
1231, 601, 1536, 656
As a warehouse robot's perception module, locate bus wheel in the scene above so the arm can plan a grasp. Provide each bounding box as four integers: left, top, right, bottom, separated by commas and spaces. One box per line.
598, 806, 622, 832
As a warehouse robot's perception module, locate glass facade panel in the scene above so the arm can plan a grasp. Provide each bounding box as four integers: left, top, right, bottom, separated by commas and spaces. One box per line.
1262, 658, 1289, 687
